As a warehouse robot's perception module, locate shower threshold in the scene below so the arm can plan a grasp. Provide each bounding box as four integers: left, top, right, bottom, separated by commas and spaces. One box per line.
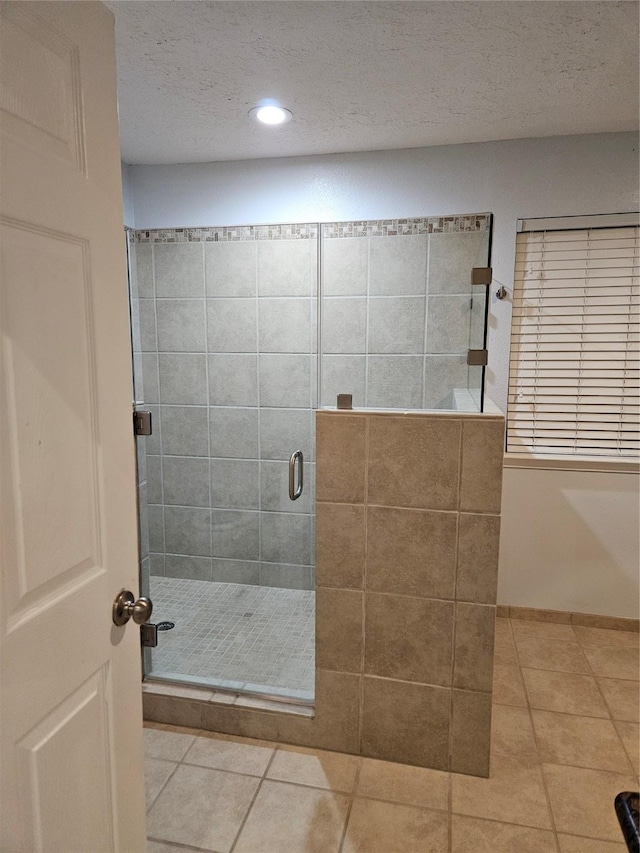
147, 577, 315, 702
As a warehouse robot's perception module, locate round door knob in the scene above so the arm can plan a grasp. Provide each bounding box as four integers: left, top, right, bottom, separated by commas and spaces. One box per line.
112, 589, 153, 627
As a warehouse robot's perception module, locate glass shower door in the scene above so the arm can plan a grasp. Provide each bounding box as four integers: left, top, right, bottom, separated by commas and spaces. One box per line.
130, 225, 318, 702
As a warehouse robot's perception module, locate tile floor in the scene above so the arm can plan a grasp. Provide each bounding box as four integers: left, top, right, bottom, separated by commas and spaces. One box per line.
144, 616, 639, 852
149, 577, 315, 698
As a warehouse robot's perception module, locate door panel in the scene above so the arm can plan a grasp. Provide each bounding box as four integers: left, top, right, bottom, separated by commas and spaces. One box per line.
0, 3, 146, 851
16, 669, 114, 853
1, 223, 99, 617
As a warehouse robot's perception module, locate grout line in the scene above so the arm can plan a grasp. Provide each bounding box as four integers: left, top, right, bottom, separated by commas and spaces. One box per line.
149, 243, 167, 570
364, 236, 371, 406
146, 837, 213, 852
228, 745, 278, 853
508, 660, 639, 681
587, 651, 638, 776
201, 268, 214, 578
358, 415, 370, 754
145, 758, 181, 815
337, 759, 362, 853
255, 246, 263, 580
422, 235, 430, 409
508, 618, 561, 852
447, 422, 465, 773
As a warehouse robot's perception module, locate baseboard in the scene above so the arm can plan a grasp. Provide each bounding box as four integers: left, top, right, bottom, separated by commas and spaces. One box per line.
496, 604, 639, 633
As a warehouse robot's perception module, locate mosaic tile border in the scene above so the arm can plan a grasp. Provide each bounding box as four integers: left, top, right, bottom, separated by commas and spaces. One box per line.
133, 223, 318, 243
132, 214, 491, 243
322, 214, 491, 238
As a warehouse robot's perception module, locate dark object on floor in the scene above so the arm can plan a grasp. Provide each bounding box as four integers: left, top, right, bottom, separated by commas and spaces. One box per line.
615, 791, 639, 853
157, 621, 175, 631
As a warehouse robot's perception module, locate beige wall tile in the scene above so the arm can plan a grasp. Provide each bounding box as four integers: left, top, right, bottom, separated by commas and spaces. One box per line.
143, 694, 205, 730
316, 588, 363, 673
234, 779, 350, 853
582, 644, 639, 680
343, 798, 449, 853
452, 815, 556, 853
522, 669, 609, 718
459, 418, 504, 513
514, 635, 590, 674
366, 506, 456, 599
365, 593, 454, 686
543, 763, 637, 841
147, 764, 259, 851
367, 416, 461, 510
451, 753, 552, 829
316, 502, 364, 589
532, 711, 631, 773
453, 602, 495, 692
496, 604, 510, 618
309, 669, 362, 754
456, 513, 500, 604
450, 689, 492, 777
267, 744, 360, 792
362, 676, 450, 769
356, 758, 449, 810
492, 664, 528, 708
597, 677, 640, 722
316, 413, 366, 503
491, 705, 539, 765
200, 701, 293, 744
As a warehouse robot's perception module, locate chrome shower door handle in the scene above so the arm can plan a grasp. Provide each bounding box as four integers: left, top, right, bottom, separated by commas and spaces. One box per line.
289, 450, 303, 500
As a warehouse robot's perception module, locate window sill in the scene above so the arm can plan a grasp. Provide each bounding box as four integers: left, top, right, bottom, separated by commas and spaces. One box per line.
503, 453, 640, 475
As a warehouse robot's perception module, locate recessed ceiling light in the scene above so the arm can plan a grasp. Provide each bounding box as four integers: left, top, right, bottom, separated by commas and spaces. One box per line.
249, 105, 293, 126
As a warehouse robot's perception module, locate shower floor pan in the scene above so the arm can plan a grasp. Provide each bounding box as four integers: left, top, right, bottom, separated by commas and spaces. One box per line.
148, 576, 315, 701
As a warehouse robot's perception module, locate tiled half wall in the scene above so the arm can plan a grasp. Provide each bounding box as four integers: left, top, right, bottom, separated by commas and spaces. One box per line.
144, 408, 504, 777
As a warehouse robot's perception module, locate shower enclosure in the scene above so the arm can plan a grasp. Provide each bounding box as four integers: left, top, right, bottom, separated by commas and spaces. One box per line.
128, 213, 492, 703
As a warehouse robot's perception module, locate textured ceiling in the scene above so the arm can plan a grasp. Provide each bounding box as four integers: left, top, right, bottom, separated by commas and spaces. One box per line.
107, 1, 639, 165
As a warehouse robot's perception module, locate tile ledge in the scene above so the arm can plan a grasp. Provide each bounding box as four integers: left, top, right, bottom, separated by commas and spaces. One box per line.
319, 407, 503, 420
142, 678, 315, 716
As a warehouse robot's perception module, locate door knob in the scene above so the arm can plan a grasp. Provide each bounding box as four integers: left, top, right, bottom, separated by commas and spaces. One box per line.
112, 589, 153, 626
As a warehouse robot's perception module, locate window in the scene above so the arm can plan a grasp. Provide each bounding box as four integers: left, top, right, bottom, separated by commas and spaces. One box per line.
507, 213, 639, 458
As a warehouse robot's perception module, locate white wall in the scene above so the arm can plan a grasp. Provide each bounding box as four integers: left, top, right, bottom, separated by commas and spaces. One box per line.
500, 467, 639, 619
128, 132, 640, 618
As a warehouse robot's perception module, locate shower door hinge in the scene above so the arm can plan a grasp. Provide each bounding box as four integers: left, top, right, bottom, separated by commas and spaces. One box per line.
133, 410, 153, 436
140, 623, 158, 647
467, 349, 488, 366
470, 267, 493, 286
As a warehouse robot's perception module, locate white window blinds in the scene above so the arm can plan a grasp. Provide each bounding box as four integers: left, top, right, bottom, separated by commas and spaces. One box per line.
507, 222, 639, 458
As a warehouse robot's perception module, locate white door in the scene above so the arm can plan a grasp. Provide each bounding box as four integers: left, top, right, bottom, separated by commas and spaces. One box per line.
0, 2, 146, 851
